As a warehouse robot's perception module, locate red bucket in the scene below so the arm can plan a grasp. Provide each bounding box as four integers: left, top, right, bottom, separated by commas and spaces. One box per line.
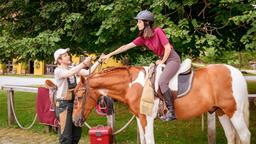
89, 126, 113, 144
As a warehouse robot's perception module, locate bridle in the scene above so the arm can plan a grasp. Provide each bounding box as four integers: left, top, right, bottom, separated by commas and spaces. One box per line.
78, 65, 133, 119
80, 77, 97, 118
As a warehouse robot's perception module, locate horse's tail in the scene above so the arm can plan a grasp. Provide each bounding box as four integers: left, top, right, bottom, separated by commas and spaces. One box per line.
225, 65, 250, 126
240, 73, 250, 127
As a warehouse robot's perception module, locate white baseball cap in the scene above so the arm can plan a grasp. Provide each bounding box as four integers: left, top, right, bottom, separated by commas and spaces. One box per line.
54, 48, 70, 64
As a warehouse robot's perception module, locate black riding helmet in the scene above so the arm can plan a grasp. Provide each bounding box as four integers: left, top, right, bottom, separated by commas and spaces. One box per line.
134, 10, 154, 22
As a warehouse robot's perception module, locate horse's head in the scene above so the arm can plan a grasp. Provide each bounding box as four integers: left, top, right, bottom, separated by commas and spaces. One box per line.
72, 66, 142, 127
72, 76, 98, 127
72, 76, 87, 127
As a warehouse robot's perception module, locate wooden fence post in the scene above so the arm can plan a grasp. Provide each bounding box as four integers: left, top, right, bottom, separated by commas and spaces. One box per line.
208, 112, 216, 144
7, 89, 15, 126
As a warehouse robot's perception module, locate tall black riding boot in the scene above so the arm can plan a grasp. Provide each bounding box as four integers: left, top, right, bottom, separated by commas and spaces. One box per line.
160, 89, 176, 121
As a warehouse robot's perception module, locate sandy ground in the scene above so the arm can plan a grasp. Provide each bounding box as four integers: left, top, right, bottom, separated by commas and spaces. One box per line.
0, 128, 86, 144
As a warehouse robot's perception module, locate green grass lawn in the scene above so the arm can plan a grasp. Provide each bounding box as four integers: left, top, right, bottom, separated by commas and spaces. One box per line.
0, 82, 256, 144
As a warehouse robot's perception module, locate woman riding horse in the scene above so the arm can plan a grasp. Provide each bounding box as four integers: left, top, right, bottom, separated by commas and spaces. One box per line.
71, 10, 251, 144
102, 10, 180, 121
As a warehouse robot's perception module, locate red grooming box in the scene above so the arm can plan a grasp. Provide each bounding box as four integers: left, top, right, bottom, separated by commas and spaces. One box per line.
89, 126, 113, 144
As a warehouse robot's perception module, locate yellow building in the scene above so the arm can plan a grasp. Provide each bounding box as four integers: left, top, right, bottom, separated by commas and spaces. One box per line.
0, 55, 123, 75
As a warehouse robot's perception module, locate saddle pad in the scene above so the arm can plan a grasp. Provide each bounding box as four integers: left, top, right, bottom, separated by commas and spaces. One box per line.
177, 71, 194, 97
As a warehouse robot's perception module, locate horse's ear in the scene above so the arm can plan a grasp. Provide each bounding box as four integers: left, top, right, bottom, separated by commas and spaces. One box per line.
80, 76, 86, 84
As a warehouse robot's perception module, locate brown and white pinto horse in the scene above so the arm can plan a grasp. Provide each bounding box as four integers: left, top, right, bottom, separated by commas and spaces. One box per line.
72, 65, 251, 144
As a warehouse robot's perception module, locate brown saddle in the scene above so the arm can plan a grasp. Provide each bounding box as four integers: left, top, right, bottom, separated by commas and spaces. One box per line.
45, 80, 57, 112
149, 65, 193, 99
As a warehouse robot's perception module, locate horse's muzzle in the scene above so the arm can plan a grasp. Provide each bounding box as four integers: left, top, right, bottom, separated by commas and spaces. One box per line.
73, 115, 85, 127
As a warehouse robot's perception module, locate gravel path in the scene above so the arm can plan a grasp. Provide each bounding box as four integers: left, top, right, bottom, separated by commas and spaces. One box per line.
0, 128, 86, 144
0, 128, 58, 144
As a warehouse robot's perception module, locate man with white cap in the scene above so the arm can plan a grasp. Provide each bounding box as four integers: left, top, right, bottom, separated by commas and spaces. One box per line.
54, 48, 104, 144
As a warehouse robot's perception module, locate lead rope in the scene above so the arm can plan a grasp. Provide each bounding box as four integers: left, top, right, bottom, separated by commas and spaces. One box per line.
113, 115, 135, 135
83, 114, 135, 135
9, 94, 37, 129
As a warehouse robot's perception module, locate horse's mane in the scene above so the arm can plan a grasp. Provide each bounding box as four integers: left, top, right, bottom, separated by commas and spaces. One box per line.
88, 66, 132, 78
100, 66, 131, 73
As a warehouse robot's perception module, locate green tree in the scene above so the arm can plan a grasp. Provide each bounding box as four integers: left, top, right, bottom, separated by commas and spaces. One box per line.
0, 0, 255, 66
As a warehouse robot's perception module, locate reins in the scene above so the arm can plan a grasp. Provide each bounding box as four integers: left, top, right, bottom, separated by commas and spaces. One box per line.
80, 61, 98, 118
124, 66, 133, 82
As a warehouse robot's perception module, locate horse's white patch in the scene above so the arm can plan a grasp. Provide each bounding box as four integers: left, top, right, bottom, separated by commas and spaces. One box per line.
98, 89, 109, 96
145, 116, 155, 144
224, 65, 248, 114
224, 65, 251, 144
218, 115, 236, 144
129, 70, 146, 87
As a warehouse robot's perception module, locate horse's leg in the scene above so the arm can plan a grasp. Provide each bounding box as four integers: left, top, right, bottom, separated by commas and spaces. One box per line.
230, 111, 250, 144
136, 117, 146, 144
126, 81, 159, 144
136, 111, 155, 144
143, 98, 160, 144
235, 132, 242, 144
126, 84, 148, 144
218, 114, 236, 144
128, 94, 159, 144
